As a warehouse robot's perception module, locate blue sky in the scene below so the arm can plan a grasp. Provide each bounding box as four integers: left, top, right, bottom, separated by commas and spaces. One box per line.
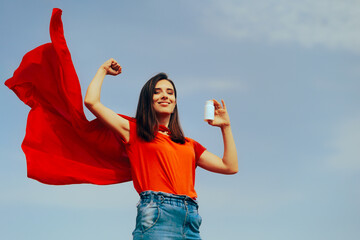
1, 0, 359, 239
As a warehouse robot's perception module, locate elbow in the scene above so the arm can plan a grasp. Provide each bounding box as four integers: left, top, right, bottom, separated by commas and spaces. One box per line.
221, 164, 238, 175
227, 167, 238, 175
84, 98, 97, 109
84, 100, 92, 110
223, 157, 238, 175
84, 99, 92, 108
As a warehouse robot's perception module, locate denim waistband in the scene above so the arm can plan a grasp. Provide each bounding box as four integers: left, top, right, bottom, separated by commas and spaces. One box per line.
139, 191, 198, 208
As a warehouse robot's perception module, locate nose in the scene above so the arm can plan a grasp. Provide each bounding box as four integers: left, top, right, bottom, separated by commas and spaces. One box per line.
160, 92, 169, 99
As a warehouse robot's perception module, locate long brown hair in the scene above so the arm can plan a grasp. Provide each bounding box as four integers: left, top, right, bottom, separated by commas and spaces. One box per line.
135, 73, 185, 144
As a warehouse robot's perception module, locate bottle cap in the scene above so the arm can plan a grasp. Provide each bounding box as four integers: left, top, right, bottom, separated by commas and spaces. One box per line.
205, 100, 214, 106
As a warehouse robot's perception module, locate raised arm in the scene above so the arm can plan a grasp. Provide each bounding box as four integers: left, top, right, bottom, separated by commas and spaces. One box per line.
84, 59, 130, 142
197, 99, 238, 174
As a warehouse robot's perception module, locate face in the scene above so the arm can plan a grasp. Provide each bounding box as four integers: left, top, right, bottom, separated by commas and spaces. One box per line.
152, 79, 176, 116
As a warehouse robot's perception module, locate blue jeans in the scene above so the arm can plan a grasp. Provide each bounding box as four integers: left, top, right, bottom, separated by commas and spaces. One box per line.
132, 191, 202, 240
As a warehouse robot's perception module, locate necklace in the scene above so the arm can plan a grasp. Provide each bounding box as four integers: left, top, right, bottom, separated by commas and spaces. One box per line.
158, 125, 171, 135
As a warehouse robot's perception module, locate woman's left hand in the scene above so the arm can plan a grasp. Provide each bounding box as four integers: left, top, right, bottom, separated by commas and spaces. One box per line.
207, 99, 231, 127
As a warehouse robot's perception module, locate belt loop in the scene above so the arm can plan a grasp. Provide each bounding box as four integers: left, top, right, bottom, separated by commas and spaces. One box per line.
150, 191, 154, 204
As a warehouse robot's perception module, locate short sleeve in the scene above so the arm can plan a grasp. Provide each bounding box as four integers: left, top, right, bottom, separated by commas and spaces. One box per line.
193, 140, 206, 161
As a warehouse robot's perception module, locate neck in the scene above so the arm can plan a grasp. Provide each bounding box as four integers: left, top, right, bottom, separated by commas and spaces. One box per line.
157, 114, 171, 127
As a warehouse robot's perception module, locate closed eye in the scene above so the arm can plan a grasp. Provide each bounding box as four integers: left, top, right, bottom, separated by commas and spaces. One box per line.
154, 88, 174, 95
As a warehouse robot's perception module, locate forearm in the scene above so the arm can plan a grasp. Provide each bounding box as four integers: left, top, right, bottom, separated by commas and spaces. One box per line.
221, 125, 238, 173
84, 67, 107, 107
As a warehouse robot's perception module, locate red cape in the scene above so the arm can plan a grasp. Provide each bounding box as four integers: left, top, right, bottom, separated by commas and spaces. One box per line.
5, 8, 133, 185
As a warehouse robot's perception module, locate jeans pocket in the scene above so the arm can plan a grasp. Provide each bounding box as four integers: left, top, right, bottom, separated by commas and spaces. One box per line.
137, 202, 161, 233
188, 210, 202, 234
197, 212, 202, 228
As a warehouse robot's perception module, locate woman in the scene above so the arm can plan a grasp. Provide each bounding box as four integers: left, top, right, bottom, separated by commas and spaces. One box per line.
84, 59, 238, 239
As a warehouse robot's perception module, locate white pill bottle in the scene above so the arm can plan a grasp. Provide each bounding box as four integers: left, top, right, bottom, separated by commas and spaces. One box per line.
204, 100, 215, 121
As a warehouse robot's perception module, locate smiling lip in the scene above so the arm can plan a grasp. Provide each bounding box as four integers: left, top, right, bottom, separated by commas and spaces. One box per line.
158, 102, 170, 106
158, 104, 170, 107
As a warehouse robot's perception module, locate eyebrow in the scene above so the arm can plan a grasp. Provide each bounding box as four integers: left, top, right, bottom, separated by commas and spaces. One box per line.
154, 87, 174, 91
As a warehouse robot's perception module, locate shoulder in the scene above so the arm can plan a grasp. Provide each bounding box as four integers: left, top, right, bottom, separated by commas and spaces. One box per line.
184, 137, 206, 149
184, 136, 200, 144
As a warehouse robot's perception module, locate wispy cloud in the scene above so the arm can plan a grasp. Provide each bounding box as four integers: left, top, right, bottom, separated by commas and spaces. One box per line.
201, 0, 360, 53
177, 77, 247, 96
0, 182, 138, 209
326, 116, 360, 173
197, 182, 304, 216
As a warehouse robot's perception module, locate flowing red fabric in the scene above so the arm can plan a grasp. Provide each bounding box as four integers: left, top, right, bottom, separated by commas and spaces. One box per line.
5, 8, 133, 185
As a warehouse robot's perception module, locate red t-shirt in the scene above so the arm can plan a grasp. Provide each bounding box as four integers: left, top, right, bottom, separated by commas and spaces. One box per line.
124, 120, 206, 199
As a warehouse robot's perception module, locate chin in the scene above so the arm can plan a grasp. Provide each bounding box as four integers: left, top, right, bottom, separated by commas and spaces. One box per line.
157, 111, 172, 116
154, 109, 172, 116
